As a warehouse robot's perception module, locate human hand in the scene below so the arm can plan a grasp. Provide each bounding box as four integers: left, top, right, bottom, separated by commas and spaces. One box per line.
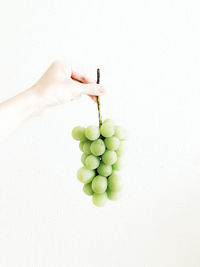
0, 60, 106, 143
31, 60, 106, 111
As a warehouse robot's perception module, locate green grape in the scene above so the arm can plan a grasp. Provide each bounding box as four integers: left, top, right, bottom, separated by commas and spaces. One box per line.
100, 123, 115, 137
81, 153, 87, 165
116, 140, 127, 156
85, 125, 100, 141
92, 175, 107, 193
114, 126, 127, 140
92, 192, 107, 207
112, 170, 120, 176
112, 157, 124, 170
79, 141, 85, 152
103, 118, 115, 125
108, 173, 123, 192
85, 155, 100, 170
104, 136, 120, 151
72, 126, 86, 141
102, 150, 117, 165
77, 167, 95, 184
83, 140, 91, 155
90, 139, 105, 156
107, 188, 122, 200
97, 162, 112, 177
83, 183, 93, 196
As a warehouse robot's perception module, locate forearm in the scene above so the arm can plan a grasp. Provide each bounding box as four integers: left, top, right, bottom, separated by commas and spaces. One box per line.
0, 87, 40, 143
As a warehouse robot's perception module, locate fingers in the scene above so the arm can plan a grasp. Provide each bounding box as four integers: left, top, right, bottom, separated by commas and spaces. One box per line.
71, 67, 96, 83
71, 67, 98, 103
81, 84, 106, 96
50, 61, 96, 81
89, 95, 98, 103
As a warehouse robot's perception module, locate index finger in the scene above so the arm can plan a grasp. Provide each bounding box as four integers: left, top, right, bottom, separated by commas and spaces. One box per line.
71, 67, 98, 103
71, 67, 96, 84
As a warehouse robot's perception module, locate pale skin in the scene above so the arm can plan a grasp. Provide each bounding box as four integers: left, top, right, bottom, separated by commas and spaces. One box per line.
0, 60, 106, 143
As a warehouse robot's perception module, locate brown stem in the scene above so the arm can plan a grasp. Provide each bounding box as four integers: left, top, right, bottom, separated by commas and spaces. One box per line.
97, 68, 102, 126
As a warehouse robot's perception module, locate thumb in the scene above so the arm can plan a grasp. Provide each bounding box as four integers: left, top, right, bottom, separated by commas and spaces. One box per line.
81, 83, 106, 96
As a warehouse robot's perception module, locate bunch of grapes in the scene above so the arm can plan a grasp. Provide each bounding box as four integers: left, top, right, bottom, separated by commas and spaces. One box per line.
72, 119, 127, 207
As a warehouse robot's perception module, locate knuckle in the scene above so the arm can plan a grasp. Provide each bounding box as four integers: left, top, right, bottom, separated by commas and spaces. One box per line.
51, 59, 65, 68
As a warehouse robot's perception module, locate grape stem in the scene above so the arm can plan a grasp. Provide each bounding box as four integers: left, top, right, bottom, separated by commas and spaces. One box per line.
97, 68, 102, 127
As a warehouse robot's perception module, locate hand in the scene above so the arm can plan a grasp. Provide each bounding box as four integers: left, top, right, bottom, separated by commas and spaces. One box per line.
31, 60, 106, 111
0, 60, 106, 143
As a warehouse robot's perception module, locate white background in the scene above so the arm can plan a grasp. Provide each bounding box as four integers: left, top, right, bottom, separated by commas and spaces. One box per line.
0, 0, 200, 266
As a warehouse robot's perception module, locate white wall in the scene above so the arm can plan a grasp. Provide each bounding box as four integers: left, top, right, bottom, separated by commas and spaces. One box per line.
0, 0, 200, 266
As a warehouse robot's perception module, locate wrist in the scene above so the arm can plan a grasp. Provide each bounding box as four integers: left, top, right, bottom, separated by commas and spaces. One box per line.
22, 86, 45, 118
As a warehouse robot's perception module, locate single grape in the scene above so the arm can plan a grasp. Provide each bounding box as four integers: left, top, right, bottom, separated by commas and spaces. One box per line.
79, 141, 85, 152
97, 162, 112, 177
92, 175, 107, 193
116, 140, 127, 156
77, 167, 95, 184
107, 188, 122, 200
83, 141, 91, 155
112, 157, 124, 170
103, 118, 115, 125
85, 155, 100, 170
114, 126, 127, 140
72, 126, 86, 141
83, 183, 93, 196
85, 125, 100, 141
100, 123, 115, 137
102, 150, 117, 165
92, 192, 107, 207
104, 136, 120, 151
108, 173, 123, 192
81, 153, 87, 165
90, 139, 105, 156
111, 170, 120, 176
